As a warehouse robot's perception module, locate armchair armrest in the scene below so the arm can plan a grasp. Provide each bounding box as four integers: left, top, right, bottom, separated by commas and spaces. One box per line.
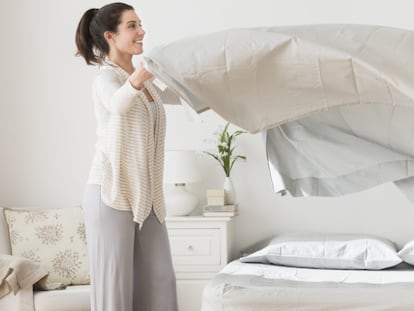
0, 287, 35, 311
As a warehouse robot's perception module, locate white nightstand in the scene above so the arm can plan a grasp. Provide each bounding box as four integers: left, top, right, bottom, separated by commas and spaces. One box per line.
166, 216, 235, 311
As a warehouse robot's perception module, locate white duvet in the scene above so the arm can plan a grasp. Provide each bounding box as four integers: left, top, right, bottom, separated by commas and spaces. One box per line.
144, 24, 414, 133
144, 25, 414, 201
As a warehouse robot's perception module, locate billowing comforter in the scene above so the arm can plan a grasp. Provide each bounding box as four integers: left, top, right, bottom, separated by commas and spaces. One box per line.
144, 24, 414, 133
144, 25, 414, 200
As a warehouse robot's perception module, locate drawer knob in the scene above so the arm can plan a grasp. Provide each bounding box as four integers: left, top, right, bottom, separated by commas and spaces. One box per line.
187, 245, 194, 251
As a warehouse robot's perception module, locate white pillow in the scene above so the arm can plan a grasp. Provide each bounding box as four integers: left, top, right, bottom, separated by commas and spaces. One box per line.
3, 207, 89, 285
398, 240, 414, 265
240, 233, 402, 270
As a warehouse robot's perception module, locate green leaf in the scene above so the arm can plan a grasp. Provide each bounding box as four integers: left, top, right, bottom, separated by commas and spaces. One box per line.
204, 122, 247, 176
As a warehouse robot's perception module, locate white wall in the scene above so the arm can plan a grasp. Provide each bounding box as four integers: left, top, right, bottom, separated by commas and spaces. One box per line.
1, 0, 414, 253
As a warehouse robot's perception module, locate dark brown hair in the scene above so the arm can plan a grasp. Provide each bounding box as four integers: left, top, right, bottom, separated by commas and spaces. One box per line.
75, 2, 134, 65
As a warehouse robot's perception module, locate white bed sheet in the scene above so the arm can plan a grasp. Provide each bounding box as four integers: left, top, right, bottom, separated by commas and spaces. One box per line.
202, 261, 414, 310
221, 260, 414, 284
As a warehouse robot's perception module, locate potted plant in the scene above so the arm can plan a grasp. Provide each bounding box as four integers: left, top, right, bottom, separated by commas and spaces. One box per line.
204, 122, 247, 204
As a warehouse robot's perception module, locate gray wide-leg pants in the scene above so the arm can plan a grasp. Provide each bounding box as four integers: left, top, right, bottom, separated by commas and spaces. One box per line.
82, 184, 179, 311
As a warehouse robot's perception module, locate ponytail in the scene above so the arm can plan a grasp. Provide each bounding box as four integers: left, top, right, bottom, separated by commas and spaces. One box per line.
75, 8, 99, 65
75, 3, 134, 66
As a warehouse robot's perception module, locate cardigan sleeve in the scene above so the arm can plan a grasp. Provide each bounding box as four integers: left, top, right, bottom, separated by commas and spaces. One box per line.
93, 68, 141, 115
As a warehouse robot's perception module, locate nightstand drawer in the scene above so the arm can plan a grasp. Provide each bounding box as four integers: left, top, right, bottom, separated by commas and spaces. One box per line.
168, 228, 220, 265
165, 216, 234, 311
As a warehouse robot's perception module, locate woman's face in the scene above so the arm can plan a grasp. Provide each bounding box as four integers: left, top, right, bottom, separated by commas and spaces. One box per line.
110, 10, 145, 56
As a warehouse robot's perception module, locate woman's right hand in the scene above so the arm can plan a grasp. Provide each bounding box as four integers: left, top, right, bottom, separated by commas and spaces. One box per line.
129, 61, 153, 90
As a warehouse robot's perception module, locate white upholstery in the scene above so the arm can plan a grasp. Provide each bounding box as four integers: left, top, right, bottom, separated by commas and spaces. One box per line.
0, 207, 90, 311
34, 285, 90, 311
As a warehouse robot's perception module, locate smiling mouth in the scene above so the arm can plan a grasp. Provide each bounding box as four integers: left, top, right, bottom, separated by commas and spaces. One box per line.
134, 40, 143, 44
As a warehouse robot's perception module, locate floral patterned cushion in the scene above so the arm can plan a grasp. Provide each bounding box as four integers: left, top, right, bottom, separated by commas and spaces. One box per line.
3, 207, 89, 285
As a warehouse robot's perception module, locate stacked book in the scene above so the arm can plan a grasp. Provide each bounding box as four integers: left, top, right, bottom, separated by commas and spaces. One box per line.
202, 204, 239, 217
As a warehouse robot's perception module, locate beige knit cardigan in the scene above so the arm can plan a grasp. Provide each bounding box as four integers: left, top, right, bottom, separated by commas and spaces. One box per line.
87, 62, 177, 228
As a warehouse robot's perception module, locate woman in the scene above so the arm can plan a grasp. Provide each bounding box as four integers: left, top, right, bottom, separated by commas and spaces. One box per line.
75, 3, 180, 311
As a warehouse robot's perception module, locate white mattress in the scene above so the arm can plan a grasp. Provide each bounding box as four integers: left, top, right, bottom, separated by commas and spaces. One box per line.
221, 260, 414, 284
202, 261, 414, 310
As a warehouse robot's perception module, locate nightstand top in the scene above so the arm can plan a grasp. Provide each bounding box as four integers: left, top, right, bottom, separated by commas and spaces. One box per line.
165, 215, 234, 222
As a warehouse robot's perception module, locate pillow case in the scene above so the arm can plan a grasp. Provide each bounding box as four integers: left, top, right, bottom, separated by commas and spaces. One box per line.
240, 233, 402, 270
398, 240, 414, 265
3, 207, 89, 285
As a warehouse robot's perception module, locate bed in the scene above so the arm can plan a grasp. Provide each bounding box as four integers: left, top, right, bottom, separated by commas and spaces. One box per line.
201, 233, 414, 311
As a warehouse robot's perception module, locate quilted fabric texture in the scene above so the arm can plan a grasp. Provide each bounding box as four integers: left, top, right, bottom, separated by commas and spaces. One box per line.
3, 207, 89, 285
